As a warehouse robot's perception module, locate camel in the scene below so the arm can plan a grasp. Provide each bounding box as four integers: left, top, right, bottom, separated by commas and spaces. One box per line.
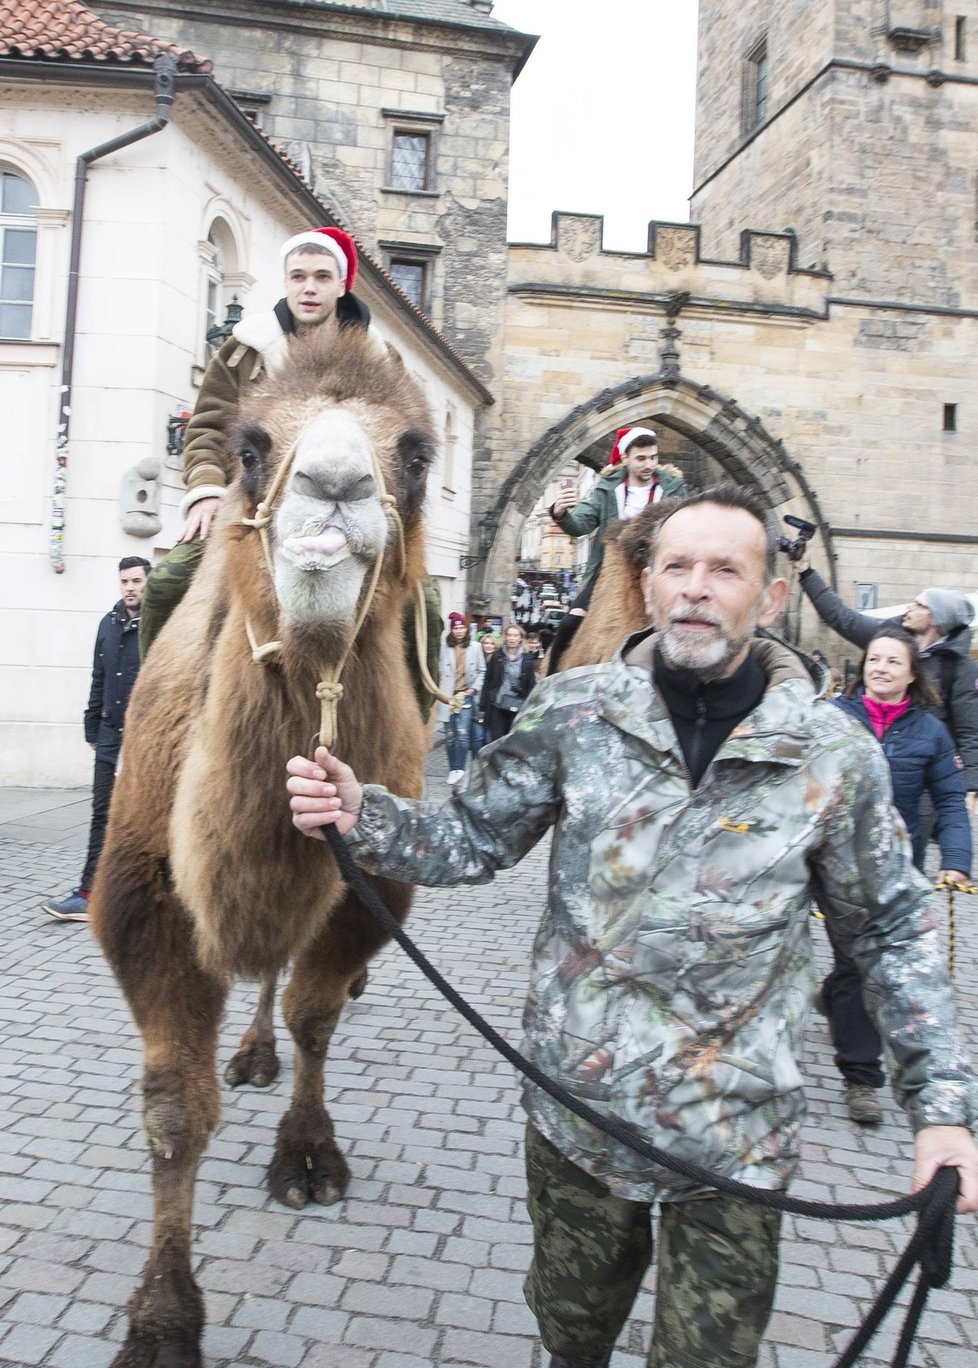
89, 328, 437, 1368
555, 502, 669, 671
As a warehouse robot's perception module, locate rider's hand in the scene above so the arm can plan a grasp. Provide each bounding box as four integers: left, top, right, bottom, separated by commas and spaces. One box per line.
177, 496, 221, 544
287, 746, 364, 839
791, 549, 810, 575
551, 486, 578, 519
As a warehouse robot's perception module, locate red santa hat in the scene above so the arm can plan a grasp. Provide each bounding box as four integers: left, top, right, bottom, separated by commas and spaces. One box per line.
609, 426, 658, 466
280, 227, 358, 290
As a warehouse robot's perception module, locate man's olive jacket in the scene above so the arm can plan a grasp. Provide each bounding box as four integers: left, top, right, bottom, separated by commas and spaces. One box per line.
554, 465, 688, 591
346, 632, 976, 1201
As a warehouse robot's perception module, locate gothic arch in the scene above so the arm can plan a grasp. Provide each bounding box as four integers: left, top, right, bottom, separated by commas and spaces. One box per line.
475, 372, 837, 609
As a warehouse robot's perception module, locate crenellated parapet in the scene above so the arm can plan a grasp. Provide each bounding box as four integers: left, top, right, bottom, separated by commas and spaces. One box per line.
507, 213, 832, 324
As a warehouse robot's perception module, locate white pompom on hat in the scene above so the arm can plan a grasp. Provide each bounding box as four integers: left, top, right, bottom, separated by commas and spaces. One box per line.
280, 227, 358, 290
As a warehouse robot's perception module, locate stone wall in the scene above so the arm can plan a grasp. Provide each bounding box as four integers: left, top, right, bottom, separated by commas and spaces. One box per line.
491, 211, 978, 641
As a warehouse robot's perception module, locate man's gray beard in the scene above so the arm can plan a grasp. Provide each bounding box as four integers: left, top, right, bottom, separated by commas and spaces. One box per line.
657, 621, 755, 681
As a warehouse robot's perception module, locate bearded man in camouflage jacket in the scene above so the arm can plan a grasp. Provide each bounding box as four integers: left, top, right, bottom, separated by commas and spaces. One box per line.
288, 484, 978, 1368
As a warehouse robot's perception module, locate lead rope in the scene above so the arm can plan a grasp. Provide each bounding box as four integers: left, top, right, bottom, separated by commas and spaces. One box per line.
240, 433, 414, 746
933, 877, 977, 979
412, 580, 463, 711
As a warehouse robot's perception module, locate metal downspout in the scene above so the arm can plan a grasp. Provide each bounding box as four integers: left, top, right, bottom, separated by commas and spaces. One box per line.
51, 52, 177, 572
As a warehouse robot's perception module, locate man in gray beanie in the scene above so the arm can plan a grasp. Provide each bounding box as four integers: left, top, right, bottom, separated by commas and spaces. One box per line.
792, 556, 978, 812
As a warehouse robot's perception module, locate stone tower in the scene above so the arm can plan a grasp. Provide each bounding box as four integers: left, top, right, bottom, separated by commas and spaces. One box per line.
691, 0, 977, 307
95, 0, 534, 385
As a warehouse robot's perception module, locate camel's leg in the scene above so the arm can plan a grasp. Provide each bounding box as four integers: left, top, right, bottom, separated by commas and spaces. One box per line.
225, 973, 280, 1088
93, 851, 226, 1368
267, 880, 405, 1208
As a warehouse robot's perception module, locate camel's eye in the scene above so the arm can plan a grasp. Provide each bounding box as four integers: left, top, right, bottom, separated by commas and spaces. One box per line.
397, 428, 434, 479
232, 424, 272, 489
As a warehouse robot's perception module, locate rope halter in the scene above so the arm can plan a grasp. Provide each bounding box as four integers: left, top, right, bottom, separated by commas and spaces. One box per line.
240, 421, 414, 747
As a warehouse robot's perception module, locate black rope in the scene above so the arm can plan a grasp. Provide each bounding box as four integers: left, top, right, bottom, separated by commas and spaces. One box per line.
321, 824, 960, 1368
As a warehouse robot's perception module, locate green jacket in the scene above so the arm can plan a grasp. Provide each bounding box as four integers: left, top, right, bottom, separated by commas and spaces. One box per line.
554, 464, 688, 591
346, 632, 976, 1201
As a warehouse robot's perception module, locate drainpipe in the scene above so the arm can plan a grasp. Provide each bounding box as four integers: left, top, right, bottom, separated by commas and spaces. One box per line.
51, 52, 178, 572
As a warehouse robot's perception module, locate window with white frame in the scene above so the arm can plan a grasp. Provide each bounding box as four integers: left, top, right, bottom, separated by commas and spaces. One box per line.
442, 404, 457, 494
204, 227, 225, 359
0, 170, 38, 340
390, 131, 432, 192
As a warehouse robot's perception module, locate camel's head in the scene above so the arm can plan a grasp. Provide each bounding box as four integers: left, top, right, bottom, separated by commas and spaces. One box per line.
230, 330, 436, 639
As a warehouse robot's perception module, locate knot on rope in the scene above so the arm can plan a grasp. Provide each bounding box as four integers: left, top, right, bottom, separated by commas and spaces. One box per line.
242, 500, 273, 531
316, 680, 344, 707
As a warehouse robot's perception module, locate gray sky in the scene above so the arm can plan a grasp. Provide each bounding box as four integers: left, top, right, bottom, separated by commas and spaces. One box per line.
491, 0, 700, 250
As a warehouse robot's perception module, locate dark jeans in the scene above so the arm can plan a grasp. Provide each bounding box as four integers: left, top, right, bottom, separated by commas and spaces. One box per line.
822, 948, 885, 1088
524, 1125, 782, 1367
80, 757, 117, 891
484, 703, 518, 743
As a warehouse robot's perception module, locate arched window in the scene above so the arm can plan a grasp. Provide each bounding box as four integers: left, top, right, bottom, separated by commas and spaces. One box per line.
0, 170, 38, 340
204, 226, 225, 358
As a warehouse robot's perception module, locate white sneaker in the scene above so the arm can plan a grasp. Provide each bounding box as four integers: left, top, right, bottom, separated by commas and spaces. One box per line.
447, 769, 465, 785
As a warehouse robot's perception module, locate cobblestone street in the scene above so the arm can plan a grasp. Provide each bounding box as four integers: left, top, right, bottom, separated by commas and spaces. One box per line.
1, 754, 977, 1368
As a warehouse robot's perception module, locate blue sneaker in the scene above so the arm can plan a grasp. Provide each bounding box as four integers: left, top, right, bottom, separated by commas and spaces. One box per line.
42, 889, 89, 923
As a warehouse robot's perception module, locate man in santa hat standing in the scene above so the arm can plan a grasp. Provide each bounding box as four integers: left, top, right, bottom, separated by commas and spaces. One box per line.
139, 226, 384, 653
546, 427, 687, 672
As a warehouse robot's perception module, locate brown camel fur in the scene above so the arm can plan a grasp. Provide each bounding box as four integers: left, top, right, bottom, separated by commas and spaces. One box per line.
89, 329, 436, 1368
557, 502, 672, 670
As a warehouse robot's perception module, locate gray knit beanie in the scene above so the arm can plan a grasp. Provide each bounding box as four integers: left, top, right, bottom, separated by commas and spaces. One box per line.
922, 588, 975, 635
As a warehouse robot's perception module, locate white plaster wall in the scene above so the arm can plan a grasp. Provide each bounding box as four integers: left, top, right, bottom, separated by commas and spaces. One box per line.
0, 84, 478, 786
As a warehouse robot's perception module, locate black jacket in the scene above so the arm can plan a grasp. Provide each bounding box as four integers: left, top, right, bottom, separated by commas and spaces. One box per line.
84, 601, 142, 764
480, 648, 537, 715
800, 568, 978, 790
833, 693, 972, 874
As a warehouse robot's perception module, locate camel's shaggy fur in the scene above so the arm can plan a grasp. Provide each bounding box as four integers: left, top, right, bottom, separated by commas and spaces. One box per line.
558, 502, 671, 670
89, 330, 436, 1368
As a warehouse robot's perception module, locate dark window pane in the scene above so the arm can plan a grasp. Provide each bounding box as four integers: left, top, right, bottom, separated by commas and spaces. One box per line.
1, 264, 34, 303
390, 134, 428, 191
4, 228, 36, 265
0, 301, 31, 338
1, 172, 37, 215
389, 260, 425, 308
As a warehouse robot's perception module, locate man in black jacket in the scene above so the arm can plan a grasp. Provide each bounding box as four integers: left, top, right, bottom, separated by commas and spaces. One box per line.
42, 557, 150, 923
795, 554, 978, 812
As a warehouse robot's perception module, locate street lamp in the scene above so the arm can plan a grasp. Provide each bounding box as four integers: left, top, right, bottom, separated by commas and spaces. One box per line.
460, 508, 499, 570
206, 294, 244, 351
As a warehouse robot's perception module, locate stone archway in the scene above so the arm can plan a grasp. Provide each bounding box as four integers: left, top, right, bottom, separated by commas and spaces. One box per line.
472, 371, 836, 613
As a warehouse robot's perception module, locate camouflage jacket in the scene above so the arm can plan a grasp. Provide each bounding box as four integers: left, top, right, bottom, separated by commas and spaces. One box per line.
347, 631, 977, 1200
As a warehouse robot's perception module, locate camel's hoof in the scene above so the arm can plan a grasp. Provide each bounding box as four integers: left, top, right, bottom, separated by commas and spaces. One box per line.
110, 1334, 202, 1368
268, 1133, 351, 1209
224, 1039, 280, 1089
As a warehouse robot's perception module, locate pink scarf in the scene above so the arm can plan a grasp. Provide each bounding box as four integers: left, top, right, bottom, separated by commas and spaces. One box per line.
862, 694, 910, 740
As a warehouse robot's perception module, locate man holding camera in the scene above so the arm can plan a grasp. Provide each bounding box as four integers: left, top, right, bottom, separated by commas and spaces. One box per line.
792, 552, 978, 813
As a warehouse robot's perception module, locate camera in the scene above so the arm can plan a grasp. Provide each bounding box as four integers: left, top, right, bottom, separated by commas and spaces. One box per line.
777, 514, 817, 562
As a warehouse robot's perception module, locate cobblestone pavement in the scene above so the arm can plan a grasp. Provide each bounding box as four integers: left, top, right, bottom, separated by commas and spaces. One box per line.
1, 756, 977, 1368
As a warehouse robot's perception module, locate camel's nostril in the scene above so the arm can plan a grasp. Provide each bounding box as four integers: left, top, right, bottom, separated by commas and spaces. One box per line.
292, 469, 326, 501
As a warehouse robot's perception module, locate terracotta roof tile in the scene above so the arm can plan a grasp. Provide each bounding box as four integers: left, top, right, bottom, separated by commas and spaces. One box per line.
0, 0, 211, 71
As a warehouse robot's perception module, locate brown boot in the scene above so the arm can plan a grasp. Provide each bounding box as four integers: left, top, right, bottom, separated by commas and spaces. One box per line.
846, 1083, 883, 1126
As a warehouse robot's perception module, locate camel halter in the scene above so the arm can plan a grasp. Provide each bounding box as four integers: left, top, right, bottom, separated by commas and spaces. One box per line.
240, 431, 455, 746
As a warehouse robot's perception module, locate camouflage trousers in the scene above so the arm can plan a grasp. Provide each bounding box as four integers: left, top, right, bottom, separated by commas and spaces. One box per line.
138, 539, 204, 659
523, 1125, 782, 1368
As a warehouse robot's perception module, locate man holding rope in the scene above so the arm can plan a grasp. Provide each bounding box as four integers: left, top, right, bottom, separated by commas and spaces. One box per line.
288, 484, 978, 1368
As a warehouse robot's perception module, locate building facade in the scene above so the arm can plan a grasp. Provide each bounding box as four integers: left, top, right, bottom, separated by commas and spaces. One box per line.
0, 5, 490, 785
